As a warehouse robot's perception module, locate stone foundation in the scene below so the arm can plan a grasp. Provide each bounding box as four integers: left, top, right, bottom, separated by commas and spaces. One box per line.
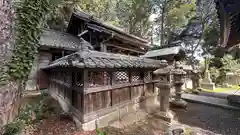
50, 91, 160, 131
81, 95, 159, 130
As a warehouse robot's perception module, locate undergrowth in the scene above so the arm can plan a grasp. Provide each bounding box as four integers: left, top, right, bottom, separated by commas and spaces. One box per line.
3, 91, 50, 135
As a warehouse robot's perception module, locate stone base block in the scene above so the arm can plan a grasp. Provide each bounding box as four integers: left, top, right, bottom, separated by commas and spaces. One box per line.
81, 95, 159, 131
170, 99, 187, 108
201, 83, 215, 90
154, 111, 175, 123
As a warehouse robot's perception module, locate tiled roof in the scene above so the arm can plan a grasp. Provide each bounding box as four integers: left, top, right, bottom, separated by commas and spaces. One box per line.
42, 50, 167, 69
39, 29, 80, 51
42, 40, 166, 69
141, 46, 185, 58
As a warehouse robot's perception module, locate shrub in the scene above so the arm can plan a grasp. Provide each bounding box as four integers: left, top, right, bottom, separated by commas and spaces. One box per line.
3, 120, 24, 135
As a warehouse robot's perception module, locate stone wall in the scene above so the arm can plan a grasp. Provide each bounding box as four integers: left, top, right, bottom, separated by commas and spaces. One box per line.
0, 82, 21, 134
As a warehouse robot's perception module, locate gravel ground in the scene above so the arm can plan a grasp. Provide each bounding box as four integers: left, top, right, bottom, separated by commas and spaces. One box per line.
171, 102, 240, 135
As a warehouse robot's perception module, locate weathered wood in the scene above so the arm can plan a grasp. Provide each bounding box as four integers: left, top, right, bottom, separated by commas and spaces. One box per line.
83, 70, 88, 88
131, 85, 144, 99
50, 79, 71, 89
100, 43, 107, 52
84, 82, 143, 94
106, 43, 145, 54
112, 87, 130, 105
129, 71, 132, 100
83, 100, 131, 123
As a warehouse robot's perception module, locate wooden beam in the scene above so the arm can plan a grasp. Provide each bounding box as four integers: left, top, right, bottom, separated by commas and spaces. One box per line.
100, 43, 107, 52
106, 44, 145, 54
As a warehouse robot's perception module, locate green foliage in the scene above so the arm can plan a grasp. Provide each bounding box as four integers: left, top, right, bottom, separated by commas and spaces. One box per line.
209, 55, 240, 85
46, 0, 78, 31
166, 0, 196, 28
47, 0, 153, 38
202, 16, 220, 56
210, 55, 239, 70
152, 0, 197, 45
116, 0, 153, 37
4, 0, 51, 83
3, 120, 24, 135
18, 104, 33, 125
96, 128, 105, 135
3, 91, 50, 134
77, 0, 116, 22
209, 67, 219, 84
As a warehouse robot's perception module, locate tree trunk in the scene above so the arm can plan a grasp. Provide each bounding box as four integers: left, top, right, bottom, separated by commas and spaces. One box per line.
160, 5, 165, 46
0, 0, 21, 133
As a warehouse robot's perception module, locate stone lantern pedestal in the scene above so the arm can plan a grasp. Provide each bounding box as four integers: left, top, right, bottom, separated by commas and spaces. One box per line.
170, 62, 187, 108
153, 64, 175, 122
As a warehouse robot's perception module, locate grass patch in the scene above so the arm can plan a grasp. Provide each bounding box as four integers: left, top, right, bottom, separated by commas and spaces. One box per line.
202, 85, 240, 93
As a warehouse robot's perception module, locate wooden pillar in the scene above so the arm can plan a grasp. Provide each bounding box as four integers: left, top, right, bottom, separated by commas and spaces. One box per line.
129, 70, 132, 100
82, 70, 89, 114
83, 70, 88, 89
61, 50, 64, 57
108, 71, 113, 106
100, 43, 107, 52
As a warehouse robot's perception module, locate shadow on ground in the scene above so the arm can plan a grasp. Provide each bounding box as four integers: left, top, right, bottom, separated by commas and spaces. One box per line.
171, 102, 240, 135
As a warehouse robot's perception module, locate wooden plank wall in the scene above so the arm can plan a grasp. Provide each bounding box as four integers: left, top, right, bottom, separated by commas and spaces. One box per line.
37, 51, 52, 89
84, 91, 111, 114
49, 70, 156, 117
83, 83, 155, 114
112, 87, 130, 105
131, 85, 144, 99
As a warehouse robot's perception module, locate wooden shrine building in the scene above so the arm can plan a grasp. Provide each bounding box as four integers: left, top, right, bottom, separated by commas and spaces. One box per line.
67, 10, 150, 56
26, 10, 150, 90
42, 39, 166, 130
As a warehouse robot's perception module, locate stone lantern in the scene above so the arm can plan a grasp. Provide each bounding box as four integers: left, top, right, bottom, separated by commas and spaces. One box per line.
170, 61, 187, 108
153, 61, 174, 122
192, 69, 200, 90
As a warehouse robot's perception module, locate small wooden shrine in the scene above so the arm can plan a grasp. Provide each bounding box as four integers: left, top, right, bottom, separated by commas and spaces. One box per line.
27, 10, 151, 90
42, 39, 166, 130
141, 45, 185, 65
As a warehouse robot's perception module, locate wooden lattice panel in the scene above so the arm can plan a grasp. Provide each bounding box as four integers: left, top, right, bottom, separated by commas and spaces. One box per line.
88, 71, 110, 87
114, 71, 129, 84
132, 72, 141, 82
144, 72, 152, 81
64, 72, 72, 84
73, 72, 82, 87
